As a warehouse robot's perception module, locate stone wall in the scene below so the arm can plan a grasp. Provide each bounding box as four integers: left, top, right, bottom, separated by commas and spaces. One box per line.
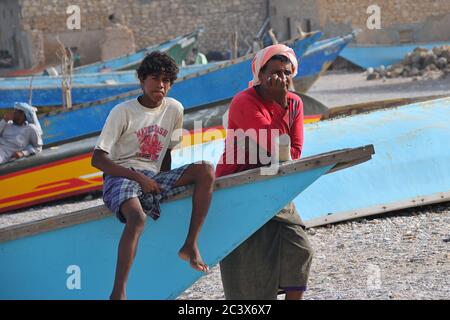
14, 0, 268, 66
315, 0, 450, 44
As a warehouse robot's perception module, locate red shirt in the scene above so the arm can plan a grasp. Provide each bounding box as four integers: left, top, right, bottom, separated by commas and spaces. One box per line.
216, 87, 304, 177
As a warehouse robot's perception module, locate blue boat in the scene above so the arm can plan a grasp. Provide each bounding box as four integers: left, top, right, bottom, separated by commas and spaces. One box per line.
340, 41, 450, 69
59, 27, 203, 74
171, 97, 450, 227
0, 32, 323, 109
0, 146, 373, 299
39, 32, 355, 145
0, 63, 219, 109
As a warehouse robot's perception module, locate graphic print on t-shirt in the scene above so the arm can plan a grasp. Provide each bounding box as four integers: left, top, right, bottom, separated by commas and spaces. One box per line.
135, 125, 169, 161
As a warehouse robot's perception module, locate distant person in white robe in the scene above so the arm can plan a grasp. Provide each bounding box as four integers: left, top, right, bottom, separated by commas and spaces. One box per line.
0, 102, 43, 164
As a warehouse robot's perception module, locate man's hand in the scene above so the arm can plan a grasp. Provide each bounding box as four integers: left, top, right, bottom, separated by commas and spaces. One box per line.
12, 151, 24, 159
136, 173, 163, 194
264, 74, 288, 108
3, 111, 14, 122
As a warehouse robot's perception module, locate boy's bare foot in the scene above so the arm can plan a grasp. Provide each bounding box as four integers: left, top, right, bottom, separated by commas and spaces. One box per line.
178, 244, 209, 272
110, 291, 127, 300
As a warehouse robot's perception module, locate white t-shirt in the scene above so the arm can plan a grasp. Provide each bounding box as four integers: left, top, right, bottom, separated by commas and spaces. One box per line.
95, 97, 183, 173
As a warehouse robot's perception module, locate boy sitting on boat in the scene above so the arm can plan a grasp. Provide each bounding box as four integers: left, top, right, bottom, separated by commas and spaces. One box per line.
0, 102, 43, 164
91, 51, 214, 300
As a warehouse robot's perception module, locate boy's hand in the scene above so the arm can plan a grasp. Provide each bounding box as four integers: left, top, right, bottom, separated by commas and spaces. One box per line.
136, 173, 163, 194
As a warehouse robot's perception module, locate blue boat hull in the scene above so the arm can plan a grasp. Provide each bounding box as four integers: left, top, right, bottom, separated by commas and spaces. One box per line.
340, 41, 450, 69
0, 146, 375, 299
0, 34, 321, 109
172, 97, 450, 226
296, 97, 450, 226
0, 64, 219, 109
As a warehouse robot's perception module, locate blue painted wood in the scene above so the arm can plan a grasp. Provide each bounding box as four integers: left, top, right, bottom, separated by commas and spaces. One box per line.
0, 63, 217, 109
0, 160, 334, 299
295, 97, 450, 222
0, 32, 322, 109
172, 97, 450, 224
340, 41, 449, 69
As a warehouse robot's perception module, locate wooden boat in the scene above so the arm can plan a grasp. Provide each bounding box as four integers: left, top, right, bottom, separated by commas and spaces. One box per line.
0, 31, 321, 109
170, 96, 450, 227
25, 32, 353, 145
0, 92, 326, 213
340, 41, 450, 69
3, 28, 202, 78
0, 145, 374, 299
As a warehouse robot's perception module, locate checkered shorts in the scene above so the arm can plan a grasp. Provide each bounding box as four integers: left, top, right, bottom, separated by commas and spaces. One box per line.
103, 164, 191, 223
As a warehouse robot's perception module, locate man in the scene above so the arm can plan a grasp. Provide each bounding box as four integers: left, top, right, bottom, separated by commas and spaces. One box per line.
0, 102, 43, 164
215, 44, 313, 300
91, 51, 215, 300
193, 48, 208, 65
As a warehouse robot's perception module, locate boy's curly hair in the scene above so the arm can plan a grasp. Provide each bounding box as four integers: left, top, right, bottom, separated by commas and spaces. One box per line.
137, 51, 179, 84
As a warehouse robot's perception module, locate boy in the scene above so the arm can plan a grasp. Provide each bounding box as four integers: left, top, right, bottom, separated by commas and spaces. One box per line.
91, 51, 214, 300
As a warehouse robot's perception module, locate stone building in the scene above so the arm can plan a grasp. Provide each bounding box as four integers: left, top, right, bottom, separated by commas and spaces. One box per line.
270, 0, 450, 44
0, 0, 269, 69
1, 0, 449, 69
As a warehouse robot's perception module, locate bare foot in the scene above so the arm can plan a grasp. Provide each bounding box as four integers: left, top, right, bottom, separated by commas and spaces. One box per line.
110, 291, 127, 300
178, 244, 209, 272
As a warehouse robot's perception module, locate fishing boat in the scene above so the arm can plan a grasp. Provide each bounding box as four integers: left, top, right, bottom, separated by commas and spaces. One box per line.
171, 96, 450, 227
3, 28, 202, 78
21, 32, 354, 146
0, 31, 322, 109
340, 41, 450, 69
0, 92, 327, 213
0, 145, 374, 299
0, 29, 203, 109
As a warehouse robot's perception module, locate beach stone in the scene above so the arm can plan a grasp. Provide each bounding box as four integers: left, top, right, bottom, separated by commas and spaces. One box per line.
367, 73, 379, 80
432, 47, 443, 57
440, 47, 450, 61
436, 57, 448, 69
409, 67, 420, 77
423, 53, 438, 67
403, 53, 413, 65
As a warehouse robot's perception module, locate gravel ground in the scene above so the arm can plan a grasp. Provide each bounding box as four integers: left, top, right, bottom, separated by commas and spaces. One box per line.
1, 71, 449, 300
178, 203, 450, 300
307, 71, 450, 108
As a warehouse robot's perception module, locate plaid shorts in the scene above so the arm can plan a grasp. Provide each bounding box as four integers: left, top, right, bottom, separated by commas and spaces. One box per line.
103, 164, 191, 223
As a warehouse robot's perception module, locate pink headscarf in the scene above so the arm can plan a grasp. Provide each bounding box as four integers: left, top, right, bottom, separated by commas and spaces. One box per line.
249, 44, 298, 87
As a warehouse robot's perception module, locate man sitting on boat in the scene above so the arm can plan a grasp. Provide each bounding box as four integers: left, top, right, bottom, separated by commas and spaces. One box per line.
0, 102, 43, 164
216, 44, 314, 300
91, 51, 215, 300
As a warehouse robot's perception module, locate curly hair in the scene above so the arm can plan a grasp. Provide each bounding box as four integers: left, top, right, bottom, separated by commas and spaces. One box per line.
137, 51, 179, 84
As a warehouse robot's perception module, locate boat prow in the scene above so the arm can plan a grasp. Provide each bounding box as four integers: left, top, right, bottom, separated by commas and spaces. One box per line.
0, 145, 374, 299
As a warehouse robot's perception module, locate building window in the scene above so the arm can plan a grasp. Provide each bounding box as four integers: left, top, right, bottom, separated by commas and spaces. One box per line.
305, 19, 312, 33
399, 30, 414, 44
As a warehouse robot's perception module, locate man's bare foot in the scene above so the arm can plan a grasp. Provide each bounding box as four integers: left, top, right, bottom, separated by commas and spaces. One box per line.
178, 243, 209, 272
110, 291, 127, 300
